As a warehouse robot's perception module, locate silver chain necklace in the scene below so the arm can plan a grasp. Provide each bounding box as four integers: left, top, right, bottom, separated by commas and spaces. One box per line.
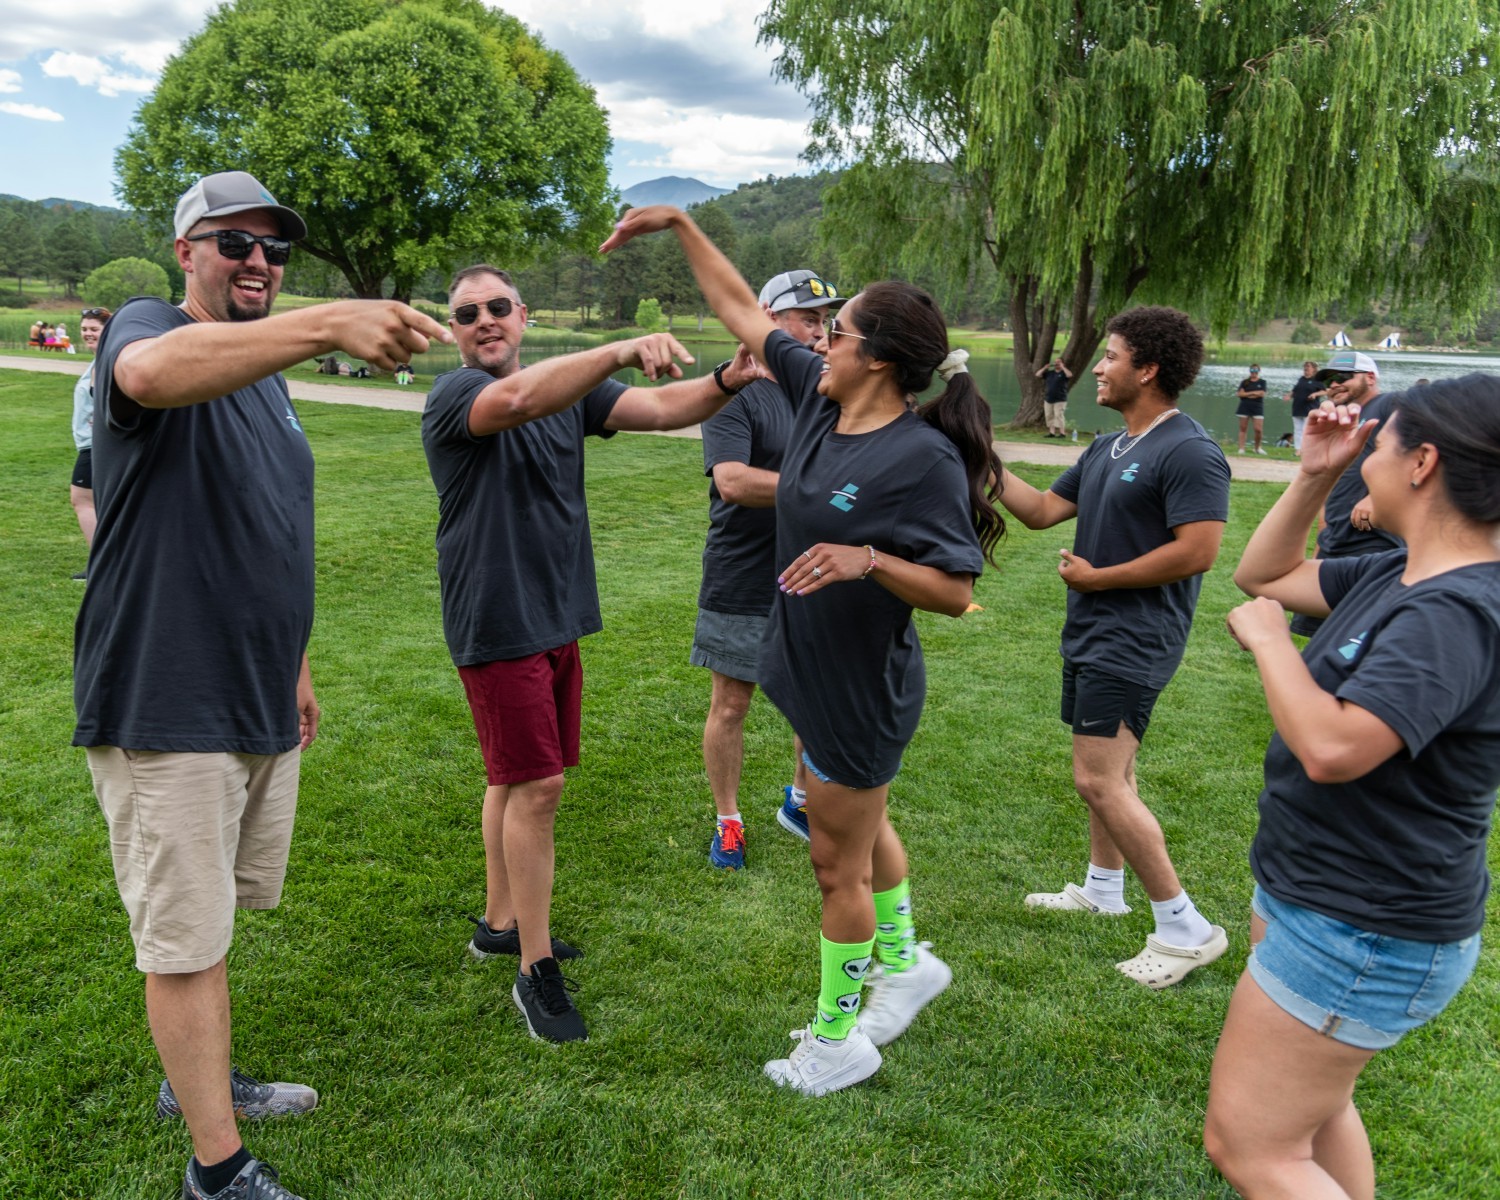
1110, 408, 1180, 459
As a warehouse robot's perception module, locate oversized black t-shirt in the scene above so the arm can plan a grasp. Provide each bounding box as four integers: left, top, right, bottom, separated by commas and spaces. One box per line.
422, 367, 624, 666
698, 378, 793, 615
1289, 376, 1322, 419
1251, 552, 1500, 941
756, 332, 985, 788
1315, 391, 1401, 559
73, 298, 316, 753
1042, 369, 1070, 404
1050, 414, 1230, 689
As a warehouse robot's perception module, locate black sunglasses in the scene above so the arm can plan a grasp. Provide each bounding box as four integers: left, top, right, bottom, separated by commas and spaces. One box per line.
1324, 371, 1356, 384
81, 308, 108, 319
450, 297, 515, 325
185, 229, 293, 266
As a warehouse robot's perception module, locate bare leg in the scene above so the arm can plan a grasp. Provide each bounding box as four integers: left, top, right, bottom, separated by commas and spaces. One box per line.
146, 959, 241, 1167
1237, 415, 1249, 452
792, 734, 808, 793
482, 784, 514, 930
805, 777, 886, 943
1254, 416, 1265, 451
871, 818, 908, 893
1073, 729, 1181, 901
503, 774, 565, 971
1205, 971, 1376, 1199
703, 672, 755, 818
70, 484, 96, 545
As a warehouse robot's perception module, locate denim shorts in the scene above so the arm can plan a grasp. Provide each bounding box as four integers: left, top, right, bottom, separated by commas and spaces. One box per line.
1248, 885, 1481, 1050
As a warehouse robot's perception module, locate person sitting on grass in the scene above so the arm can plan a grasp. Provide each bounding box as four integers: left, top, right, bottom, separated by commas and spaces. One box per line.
1206, 377, 1500, 1199
602, 205, 1003, 1096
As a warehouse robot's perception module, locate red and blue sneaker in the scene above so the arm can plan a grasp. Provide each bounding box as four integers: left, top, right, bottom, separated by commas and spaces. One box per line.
709, 818, 746, 870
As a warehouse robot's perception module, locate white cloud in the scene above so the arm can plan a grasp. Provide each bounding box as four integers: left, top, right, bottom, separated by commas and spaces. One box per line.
0, 2, 217, 65
0, 100, 64, 122
41, 51, 155, 97
0, 68, 21, 92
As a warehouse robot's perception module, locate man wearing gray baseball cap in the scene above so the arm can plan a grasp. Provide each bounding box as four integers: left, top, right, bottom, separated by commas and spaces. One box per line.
73, 169, 450, 1200
695, 269, 845, 869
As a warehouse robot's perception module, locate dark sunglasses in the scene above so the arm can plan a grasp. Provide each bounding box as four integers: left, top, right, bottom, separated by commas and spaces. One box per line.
81, 308, 108, 319
185, 229, 293, 266
1324, 371, 1356, 384
450, 297, 515, 325
827, 315, 866, 342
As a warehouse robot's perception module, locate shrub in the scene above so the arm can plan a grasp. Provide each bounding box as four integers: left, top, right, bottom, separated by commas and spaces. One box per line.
1290, 319, 1321, 344
81, 258, 171, 311
634, 298, 665, 332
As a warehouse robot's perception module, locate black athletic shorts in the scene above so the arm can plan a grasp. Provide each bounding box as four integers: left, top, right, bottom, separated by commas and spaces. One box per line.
1235, 399, 1265, 419
1060, 661, 1161, 743
71, 449, 92, 490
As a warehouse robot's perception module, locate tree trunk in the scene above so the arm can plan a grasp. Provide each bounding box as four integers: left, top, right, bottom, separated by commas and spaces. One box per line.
1005, 246, 1116, 431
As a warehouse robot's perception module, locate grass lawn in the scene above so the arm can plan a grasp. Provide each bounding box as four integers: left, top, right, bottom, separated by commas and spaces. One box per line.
2, 369, 1495, 1199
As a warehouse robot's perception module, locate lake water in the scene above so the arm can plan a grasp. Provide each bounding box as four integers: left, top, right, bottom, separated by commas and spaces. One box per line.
418, 342, 1500, 441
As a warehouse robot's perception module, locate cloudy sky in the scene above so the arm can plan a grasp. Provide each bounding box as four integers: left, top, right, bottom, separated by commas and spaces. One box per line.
0, 0, 819, 207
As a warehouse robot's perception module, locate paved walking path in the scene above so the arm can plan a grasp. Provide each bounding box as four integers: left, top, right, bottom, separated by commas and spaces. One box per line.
1, 354, 1299, 481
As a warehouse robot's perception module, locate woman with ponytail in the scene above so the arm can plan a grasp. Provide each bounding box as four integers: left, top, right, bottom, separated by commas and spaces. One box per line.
603, 208, 1002, 1095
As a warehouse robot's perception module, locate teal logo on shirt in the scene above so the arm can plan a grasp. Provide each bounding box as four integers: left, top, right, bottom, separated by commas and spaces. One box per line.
829, 481, 860, 511
283, 400, 303, 433
1120, 462, 1140, 482
1338, 631, 1368, 661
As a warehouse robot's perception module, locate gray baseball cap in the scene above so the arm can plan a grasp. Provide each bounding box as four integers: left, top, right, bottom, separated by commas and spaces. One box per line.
173, 171, 308, 241
758, 269, 844, 313
1315, 349, 1379, 381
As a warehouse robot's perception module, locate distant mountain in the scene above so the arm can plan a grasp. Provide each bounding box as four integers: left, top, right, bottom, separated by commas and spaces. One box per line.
0, 193, 125, 214
619, 176, 731, 209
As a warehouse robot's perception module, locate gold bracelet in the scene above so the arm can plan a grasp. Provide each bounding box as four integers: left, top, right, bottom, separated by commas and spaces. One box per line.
861, 545, 877, 579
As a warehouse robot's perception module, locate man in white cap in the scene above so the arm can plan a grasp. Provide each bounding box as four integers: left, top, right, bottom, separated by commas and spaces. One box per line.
695, 269, 844, 869
74, 170, 449, 1200
1288, 349, 1396, 636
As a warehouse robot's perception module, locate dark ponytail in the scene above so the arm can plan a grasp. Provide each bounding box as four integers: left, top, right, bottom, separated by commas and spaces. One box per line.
854, 282, 1005, 564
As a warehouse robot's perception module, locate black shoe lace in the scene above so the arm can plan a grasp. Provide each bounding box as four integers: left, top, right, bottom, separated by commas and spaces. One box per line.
533, 969, 581, 1017
229, 1068, 273, 1105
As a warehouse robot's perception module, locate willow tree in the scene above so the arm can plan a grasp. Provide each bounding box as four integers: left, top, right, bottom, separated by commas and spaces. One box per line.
760, 1, 1500, 424
118, 0, 615, 301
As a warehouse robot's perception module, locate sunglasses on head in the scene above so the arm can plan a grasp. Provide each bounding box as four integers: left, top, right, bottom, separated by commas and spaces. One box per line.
81, 308, 108, 319
185, 229, 293, 266
450, 297, 515, 326
771, 275, 839, 308
827, 315, 866, 342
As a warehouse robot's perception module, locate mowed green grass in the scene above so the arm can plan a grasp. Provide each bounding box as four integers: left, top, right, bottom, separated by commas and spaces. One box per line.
1, 369, 1495, 1200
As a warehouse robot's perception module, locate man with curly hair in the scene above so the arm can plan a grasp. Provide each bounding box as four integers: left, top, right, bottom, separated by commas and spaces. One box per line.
994, 306, 1234, 989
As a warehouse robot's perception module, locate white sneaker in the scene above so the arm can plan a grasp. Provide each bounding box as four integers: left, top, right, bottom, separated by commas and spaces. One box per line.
1255, 447, 1268, 455
857, 942, 953, 1047
1024, 881, 1131, 915
764, 1026, 881, 1096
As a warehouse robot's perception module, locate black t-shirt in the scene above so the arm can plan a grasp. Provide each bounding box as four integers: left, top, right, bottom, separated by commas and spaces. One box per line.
1042, 369, 1070, 404
756, 332, 985, 788
1251, 552, 1500, 941
421, 367, 624, 665
698, 378, 793, 615
1289, 376, 1322, 419
1050, 414, 1230, 689
73, 298, 316, 753
1315, 391, 1401, 559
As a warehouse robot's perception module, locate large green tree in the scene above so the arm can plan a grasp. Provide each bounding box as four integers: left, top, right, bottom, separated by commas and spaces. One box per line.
761, 1, 1500, 425
46, 211, 105, 296
117, 0, 616, 301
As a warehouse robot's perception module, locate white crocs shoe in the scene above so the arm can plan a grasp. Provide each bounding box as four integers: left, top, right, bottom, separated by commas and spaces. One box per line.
857, 942, 953, 1047
1024, 882, 1131, 915
1115, 925, 1229, 989
764, 1026, 881, 1096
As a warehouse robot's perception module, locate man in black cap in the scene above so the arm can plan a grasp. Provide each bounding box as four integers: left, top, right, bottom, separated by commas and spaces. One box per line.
696, 269, 843, 869
75, 170, 449, 1200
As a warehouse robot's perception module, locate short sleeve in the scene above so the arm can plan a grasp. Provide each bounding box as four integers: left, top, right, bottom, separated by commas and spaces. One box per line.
894, 453, 985, 576
1317, 550, 1405, 612
1158, 438, 1230, 527
94, 298, 183, 436
1050, 439, 1103, 504
761, 330, 825, 410
581, 379, 626, 438
1337, 590, 1500, 756
424, 369, 490, 448
701, 394, 754, 475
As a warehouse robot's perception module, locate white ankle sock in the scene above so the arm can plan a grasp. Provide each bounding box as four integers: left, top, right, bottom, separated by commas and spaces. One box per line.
1150, 891, 1214, 946
1080, 863, 1126, 910
790, 787, 807, 804
719, 812, 742, 825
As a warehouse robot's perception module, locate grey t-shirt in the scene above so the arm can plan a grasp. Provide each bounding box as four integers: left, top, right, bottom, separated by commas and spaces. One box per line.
1051, 414, 1230, 689
1315, 391, 1401, 559
698, 378, 793, 615
756, 332, 985, 788
72, 363, 94, 451
1252, 552, 1500, 941
73, 298, 316, 753
421, 366, 624, 666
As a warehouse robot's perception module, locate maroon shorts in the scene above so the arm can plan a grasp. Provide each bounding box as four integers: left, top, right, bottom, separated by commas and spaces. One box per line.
457, 643, 582, 785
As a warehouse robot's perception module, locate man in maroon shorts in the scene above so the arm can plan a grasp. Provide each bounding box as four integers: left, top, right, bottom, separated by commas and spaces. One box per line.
421, 264, 757, 1042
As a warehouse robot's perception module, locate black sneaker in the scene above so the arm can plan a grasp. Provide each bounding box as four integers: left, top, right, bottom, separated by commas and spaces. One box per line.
182, 1157, 303, 1199
513, 957, 588, 1042
71, 571, 87, 581
468, 915, 582, 961
158, 1067, 318, 1120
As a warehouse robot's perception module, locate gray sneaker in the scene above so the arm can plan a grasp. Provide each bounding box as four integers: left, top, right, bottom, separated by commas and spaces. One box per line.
182, 1157, 303, 1200
158, 1067, 318, 1121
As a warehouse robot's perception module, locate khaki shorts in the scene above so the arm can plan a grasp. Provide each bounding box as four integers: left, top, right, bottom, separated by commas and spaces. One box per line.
87, 746, 301, 974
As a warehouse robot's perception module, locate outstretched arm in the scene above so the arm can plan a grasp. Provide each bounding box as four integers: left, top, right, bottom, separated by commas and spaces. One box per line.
602, 207, 777, 364
995, 467, 1078, 529
606, 344, 760, 432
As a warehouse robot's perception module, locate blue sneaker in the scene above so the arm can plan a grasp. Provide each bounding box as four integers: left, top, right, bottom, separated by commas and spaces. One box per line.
776, 786, 810, 841
709, 818, 746, 869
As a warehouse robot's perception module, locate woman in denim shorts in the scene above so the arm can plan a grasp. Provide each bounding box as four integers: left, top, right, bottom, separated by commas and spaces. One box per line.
1205, 377, 1500, 1198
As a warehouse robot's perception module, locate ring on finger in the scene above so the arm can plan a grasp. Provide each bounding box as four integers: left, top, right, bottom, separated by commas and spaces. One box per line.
803, 550, 813, 560
811, 566, 822, 579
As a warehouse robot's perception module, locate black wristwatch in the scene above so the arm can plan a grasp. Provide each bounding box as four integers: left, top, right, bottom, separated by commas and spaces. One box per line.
712, 360, 742, 396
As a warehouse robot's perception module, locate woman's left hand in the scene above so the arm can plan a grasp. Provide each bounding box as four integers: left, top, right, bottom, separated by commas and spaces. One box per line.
780, 543, 870, 596
1226, 596, 1291, 653
599, 205, 683, 253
